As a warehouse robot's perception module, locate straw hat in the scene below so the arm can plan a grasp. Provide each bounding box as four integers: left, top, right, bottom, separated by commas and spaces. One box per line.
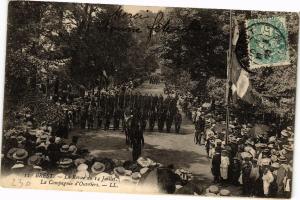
282, 145, 293, 152
261, 158, 271, 166
27, 155, 42, 166
271, 162, 280, 169
286, 126, 292, 131
91, 162, 106, 174
68, 145, 77, 154
55, 137, 61, 143
7, 148, 20, 160
278, 155, 288, 162
12, 149, 28, 160
114, 166, 126, 176
288, 138, 294, 142
137, 157, 153, 168
11, 161, 25, 169
77, 163, 88, 171
57, 158, 73, 168
208, 185, 219, 194
60, 145, 70, 153
241, 152, 252, 159
220, 189, 231, 196
281, 130, 290, 137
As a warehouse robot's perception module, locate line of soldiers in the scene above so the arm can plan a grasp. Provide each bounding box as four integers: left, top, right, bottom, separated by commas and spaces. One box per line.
149, 75, 161, 84
67, 92, 183, 134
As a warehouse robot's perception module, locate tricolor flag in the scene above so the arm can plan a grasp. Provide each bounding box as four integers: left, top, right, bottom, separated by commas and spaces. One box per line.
230, 21, 260, 105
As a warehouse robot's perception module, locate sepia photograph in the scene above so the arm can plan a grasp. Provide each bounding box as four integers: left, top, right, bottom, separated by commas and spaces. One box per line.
0, 0, 299, 198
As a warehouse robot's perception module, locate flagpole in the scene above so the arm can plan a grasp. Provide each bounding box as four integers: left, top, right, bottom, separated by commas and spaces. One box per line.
225, 10, 233, 145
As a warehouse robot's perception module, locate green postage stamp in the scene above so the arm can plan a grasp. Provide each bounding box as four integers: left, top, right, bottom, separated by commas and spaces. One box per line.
246, 17, 290, 69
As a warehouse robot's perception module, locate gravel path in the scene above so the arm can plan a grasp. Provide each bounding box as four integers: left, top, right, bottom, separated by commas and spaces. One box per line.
68, 81, 242, 195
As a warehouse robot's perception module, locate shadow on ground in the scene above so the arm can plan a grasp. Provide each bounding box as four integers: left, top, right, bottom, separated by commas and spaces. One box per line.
70, 129, 210, 176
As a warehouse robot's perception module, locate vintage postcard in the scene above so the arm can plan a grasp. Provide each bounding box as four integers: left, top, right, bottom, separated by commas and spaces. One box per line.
0, 0, 299, 198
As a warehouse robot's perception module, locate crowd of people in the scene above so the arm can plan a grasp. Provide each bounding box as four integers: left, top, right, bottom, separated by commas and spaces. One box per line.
1, 78, 190, 192
207, 122, 293, 198
1, 113, 197, 194
170, 85, 295, 198
2, 77, 295, 197
181, 97, 294, 197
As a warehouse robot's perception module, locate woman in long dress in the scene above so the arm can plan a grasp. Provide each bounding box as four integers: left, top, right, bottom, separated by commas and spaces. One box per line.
220, 150, 230, 181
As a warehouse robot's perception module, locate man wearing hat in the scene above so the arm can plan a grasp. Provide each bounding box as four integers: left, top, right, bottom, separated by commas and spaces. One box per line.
229, 137, 238, 158
157, 164, 181, 194
47, 137, 61, 169
211, 152, 221, 183
241, 157, 252, 195
205, 138, 212, 158
269, 163, 280, 197
27, 155, 43, 172
215, 139, 222, 154
258, 148, 270, 167
229, 157, 241, 186
174, 110, 182, 134
131, 121, 144, 161
11, 149, 28, 174
277, 156, 288, 197
249, 159, 260, 196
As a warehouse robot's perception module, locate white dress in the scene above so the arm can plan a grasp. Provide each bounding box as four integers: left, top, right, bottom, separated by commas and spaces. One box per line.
262, 170, 274, 195
220, 156, 230, 180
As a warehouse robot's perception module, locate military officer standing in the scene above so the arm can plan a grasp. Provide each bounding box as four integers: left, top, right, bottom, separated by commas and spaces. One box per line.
174, 110, 182, 134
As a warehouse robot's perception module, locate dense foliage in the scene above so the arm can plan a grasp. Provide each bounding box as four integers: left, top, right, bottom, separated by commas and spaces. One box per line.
4, 2, 299, 124
158, 9, 298, 120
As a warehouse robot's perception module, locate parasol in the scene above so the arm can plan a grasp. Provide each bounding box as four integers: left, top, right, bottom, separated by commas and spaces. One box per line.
248, 124, 270, 138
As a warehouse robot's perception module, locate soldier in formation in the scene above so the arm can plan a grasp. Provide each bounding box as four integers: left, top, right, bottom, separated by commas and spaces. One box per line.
67, 91, 182, 134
